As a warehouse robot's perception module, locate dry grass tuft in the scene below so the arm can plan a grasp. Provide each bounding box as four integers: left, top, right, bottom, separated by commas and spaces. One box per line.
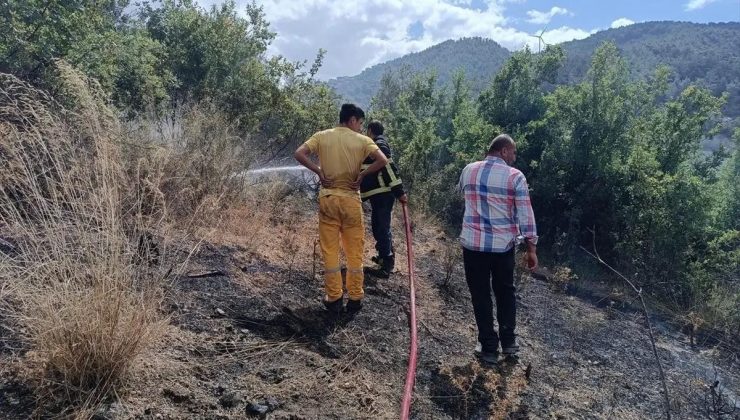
551, 265, 578, 293
0, 63, 167, 416
441, 241, 462, 287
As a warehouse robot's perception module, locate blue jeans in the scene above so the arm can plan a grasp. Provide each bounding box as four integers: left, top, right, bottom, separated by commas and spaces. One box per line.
369, 193, 395, 257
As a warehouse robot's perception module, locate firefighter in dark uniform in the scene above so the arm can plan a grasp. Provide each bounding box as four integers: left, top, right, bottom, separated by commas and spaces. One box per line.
361, 121, 408, 278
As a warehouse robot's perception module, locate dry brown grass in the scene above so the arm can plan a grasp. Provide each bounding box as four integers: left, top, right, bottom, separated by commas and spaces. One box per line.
551, 265, 578, 293
198, 181, 312, 274
123, 101, 251, 226
0, 63, 168, 417
432, 362, 527, 419
441, 241, 462, 287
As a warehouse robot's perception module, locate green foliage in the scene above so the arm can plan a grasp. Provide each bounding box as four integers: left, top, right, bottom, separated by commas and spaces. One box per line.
648, 86, 726, 174
141, 1, 279, 128
714, 129, 740, 231
530, 43, 729, 308
67, 29, 174, 112
691, 230, 740, 334
257, 51, 340, 157
373, 40, 738, 338
1, 0, 338, 149
0, 1, 123, 79
534, 43, 636, 244
478, 45, 564, 132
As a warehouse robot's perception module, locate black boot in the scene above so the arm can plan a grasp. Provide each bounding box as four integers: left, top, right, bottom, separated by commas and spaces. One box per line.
365, 255, 394, 279
346, 299, 363, 314
323, 298, 343, 315
384, 254, 395, 272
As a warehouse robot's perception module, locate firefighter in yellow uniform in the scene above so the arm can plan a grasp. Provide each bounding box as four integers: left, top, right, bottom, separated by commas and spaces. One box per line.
294, 104, 388, 314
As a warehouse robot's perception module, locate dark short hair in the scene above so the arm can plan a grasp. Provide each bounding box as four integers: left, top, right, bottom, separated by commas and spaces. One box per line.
367, 121, 384, 136
487, 134, 515, 155
339, 103, 365, 124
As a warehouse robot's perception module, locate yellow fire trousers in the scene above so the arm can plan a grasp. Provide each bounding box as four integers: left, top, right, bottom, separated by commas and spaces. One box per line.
318, 195, 365, 302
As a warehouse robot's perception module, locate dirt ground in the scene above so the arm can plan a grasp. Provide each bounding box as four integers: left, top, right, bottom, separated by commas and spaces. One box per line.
1, 191, 739, 419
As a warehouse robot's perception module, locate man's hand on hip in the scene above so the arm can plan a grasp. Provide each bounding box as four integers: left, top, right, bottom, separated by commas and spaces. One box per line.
350, 173, 363, 190
319, 168, 334, 188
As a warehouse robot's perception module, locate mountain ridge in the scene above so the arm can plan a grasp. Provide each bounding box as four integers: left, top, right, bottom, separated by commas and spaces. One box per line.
327, 21, 740, 116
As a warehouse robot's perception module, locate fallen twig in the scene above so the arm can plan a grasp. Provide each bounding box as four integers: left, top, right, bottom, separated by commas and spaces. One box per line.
580, 227, 671, 420
312, 239, 319, 281
186, 270, 226, 278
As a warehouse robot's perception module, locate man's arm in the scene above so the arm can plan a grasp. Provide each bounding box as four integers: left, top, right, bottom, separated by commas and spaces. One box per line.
514, 173, 538, 270
457, 165, 467, 194
381, 158, 407, 203
386, 168, 407, 203
294, 144, 332, 188
351, 149, 388, 189
379, 140, 407, 203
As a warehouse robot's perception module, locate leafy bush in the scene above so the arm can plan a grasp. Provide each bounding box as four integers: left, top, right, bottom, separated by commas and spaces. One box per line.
371, 42, 738, 341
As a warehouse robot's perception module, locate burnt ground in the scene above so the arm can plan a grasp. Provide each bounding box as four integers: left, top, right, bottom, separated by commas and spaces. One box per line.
1, 193, 739, 419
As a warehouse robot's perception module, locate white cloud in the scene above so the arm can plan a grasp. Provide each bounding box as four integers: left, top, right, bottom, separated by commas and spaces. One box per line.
685, 0, 717, 11
610, 18, 635, 28
199, 0, 597, 79
526, 6, 571, 25
253, 0, 525, 78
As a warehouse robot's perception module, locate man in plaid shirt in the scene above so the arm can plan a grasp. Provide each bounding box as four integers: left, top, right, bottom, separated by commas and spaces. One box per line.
458, 134, 538, 365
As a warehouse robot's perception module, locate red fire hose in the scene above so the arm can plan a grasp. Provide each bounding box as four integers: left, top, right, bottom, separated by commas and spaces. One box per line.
400, 202, 418, 420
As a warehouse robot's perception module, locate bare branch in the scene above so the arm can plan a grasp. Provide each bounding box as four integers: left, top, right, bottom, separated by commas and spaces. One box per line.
580, 227, 672, 420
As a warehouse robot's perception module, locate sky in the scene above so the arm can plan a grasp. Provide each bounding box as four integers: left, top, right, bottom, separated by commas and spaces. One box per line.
197, 0, 740, 80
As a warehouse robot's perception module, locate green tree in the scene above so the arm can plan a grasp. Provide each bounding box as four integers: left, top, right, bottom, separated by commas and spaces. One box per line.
647, 86, 726, 174
478, 45, 563, 133
142, 0, 280, 129
66, 29, 174, 112
533, 43, 634, 250
530, 42, 729, 308
0, 1, 174, 112
715, 129, 740, 230
0, 1, 123, 79
257, 50, 339, 158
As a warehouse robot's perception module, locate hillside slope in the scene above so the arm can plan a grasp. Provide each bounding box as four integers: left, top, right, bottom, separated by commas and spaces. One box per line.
3, 190, 737, 418
327, 37, 511, 108
557, 21, 740, 116
328, 22, 740, 116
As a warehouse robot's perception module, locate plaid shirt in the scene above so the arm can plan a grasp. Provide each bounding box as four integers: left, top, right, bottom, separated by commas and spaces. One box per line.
458, 156, 538, 252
